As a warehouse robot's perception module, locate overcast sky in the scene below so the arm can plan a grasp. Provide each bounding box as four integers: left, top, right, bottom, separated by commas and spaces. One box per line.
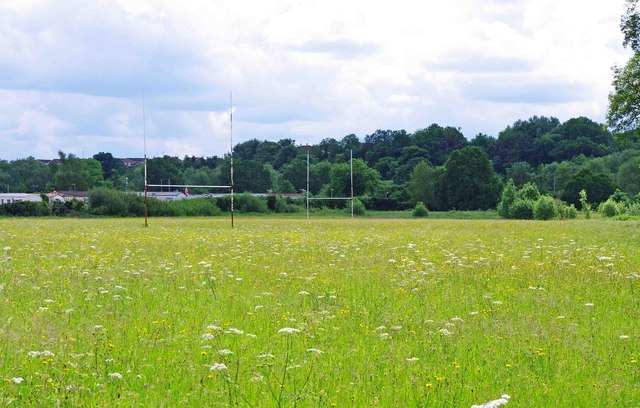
0, 0, 632, 160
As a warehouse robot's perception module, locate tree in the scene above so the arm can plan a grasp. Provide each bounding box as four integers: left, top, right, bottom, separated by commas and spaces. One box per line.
218, 160, 272, 193
8, 157, 51, 192
93, 152, 125, 180
329, 159, 380, 197
53, 152, 103, 191
562, 168, 617, 208
439, 146, 502, 210
413, 124, 467, 166
608, 54, 640, 141
608, 0, 640, 141
621, 0, 640, 52
407, 161, 441, 209
506, 162, 533, 187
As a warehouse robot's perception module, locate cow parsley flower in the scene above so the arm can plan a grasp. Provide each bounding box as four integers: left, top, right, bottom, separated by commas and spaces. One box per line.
471, 394, 510, 408
277, 327, 300, 334
210, 363, 228, 372
307, 348, 323, 354
218, 349, 233, 356
108, 372, 123, 379
12, 377, 24, 384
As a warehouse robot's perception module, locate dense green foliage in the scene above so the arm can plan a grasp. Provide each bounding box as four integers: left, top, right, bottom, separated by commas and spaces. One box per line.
1, 113, 638, 216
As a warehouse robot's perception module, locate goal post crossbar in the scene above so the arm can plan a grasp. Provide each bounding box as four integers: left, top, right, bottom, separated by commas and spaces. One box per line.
146, 184, 230, 189
308, 197, 352, 201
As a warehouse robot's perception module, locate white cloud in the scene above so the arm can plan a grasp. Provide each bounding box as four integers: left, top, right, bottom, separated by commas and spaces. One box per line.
0, 0, 632, 159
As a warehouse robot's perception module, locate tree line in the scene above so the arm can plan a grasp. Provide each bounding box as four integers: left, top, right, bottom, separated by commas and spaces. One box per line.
1, 114, 639, 215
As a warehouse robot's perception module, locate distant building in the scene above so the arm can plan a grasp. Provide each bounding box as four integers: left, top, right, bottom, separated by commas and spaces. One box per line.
0, 193, 42, 204
121, 158, 145, 169
144, 191, 187, 201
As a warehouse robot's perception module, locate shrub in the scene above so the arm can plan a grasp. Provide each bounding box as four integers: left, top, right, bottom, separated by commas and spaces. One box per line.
88, 188, 128, 216
628, 202, 640, 216
534, 195, 557, 220
598, 199, 620, 218
412, 201, 429, 218
497, 179, 517, 218
509, 198, 535, 220
517, 182, 541, 201
351, 199, 366, 216
556, 201, 578, 219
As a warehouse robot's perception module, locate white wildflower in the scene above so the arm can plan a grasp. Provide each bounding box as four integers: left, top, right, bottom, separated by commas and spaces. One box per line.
298, 291, 310, 295
451, 317, 463, 322
108, 372, 123, 379
306, 348, 323, 354
469, 311, 479, 316
257, 354, 275, 359
94, 325, 104, 330
379, 332, 390, 338
250, 374, 264, 383
43, 299, 54, 303
471, 394, 510, 408
438, 328, 453, 336
246, 333, 257, 338
585, 303, 594, 307
375, 325, 386, 331
201, 333, 215, 341
218, 349, 233, 356
620, 335, 630, 339
206, 325, 222, 331
12, 377, 24, 384
210, 363, 228, 372
3, 246, 11, 250
277, 327, 300, 334
557, 315, 565, 319
406, 357, 419, 361
225, 328, 244, 335
391, 325, 402, 331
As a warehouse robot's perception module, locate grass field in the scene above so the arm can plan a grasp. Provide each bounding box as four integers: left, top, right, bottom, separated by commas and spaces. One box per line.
0, 217, 638, 406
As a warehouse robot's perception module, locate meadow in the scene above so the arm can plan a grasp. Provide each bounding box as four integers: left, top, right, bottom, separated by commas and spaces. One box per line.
0, 217, 638, 407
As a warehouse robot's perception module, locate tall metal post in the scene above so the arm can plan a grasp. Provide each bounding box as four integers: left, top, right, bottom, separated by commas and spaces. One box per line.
143, 91, 148, 227
306, 146, 310, 220
350, 149, 354, 218
230, 91, 234, 229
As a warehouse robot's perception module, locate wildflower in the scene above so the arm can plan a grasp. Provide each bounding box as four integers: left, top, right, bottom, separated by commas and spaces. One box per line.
218, 349, 233, 356
206, 325, 222, 331
210, 363, 228, 372
277, 327, 300, 334
471, 394, 510, 408
298, 291, 310, 295
108, 372, 123, 379
620, 335, 630, 340
307, 348, 323, 354
375, 325, 386, 331
438, 328, 453, 336
250, 374, 264, 383
12, 377, 24, 384
257, 354, 275, 359
425, 382, 433, 388
201, 333, 215, 341
406, 357, 419, 361
585, 303, 594, 307
450, 317, 463, 322
557, 315, 565, 319
94, 325, 104, 330
225, 328, 244, 335
3, 246, 11, 250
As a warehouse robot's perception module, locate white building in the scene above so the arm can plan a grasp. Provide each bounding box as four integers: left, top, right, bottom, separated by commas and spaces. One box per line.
0, 193, 42, 205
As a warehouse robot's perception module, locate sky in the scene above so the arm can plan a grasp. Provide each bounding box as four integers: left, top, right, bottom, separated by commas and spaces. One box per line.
0, 0, 632, 160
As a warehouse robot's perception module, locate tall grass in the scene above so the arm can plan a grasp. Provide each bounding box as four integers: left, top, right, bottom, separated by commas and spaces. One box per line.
0, 218, 638, 406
